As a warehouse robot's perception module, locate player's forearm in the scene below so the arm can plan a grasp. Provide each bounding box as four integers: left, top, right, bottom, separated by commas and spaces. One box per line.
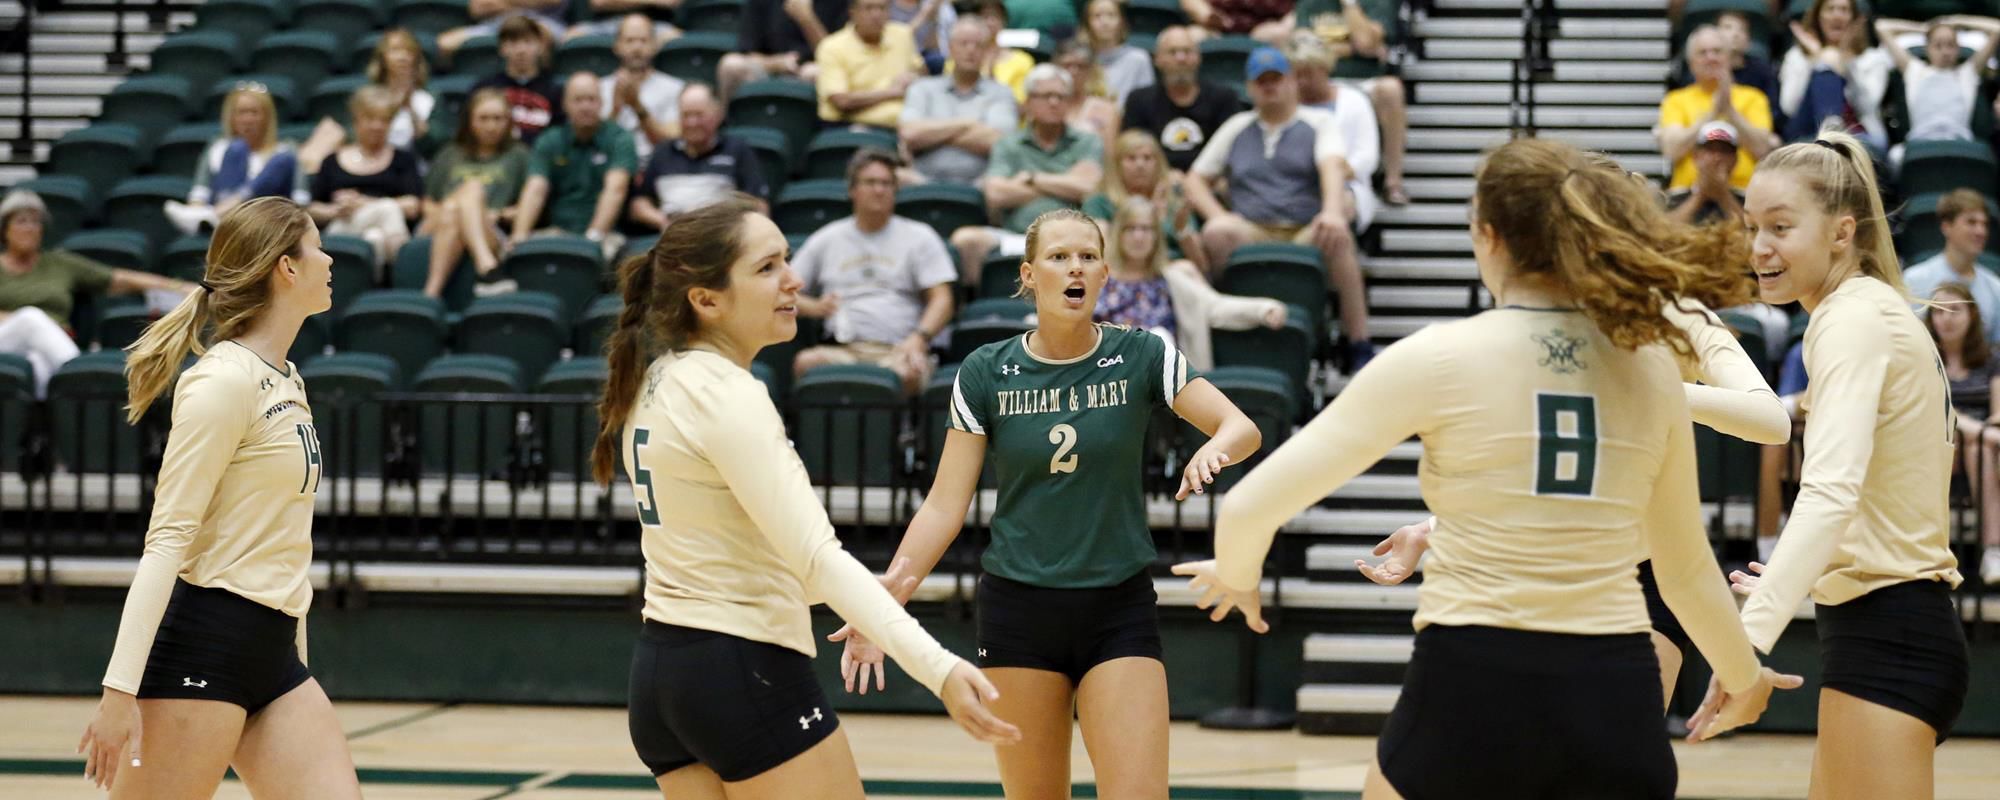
883, 501, 971, 602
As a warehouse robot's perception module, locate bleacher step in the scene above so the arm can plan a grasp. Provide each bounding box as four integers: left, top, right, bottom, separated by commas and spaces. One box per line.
1406, 127, 1509, 152
1402, 177, 1476, 202
1410, 105, 1662, 128
1373, 202, 1468, 226
1296, 684, 1400, 735
1412, 18, 1523, 39
1362, 256, 1480, 281
1372, 316, 1464, 338
1369, 284, 1475, 309
1557, 18, 1671, 38
1305, 633, 1417, 663
1555, 60, 1669, 82
1538, 128, 1662, 151
1416, 81, 1665, 105
1379, 230, 1472, 255
1402, 60, 1514, 83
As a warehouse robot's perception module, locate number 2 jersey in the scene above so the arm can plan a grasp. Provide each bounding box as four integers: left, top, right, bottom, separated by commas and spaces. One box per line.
104, 341, 322, 693
948, 323, 1196, 588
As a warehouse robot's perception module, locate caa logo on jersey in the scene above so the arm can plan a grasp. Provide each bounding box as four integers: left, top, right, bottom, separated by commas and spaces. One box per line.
1097, 355, 1125, 368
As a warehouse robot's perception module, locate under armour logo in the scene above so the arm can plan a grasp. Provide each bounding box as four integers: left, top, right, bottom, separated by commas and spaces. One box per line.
260, 377, 275, 391
1000, 364, 1021, 376
978, 648, 987, 658
182, 677, 207, 688
799, 707, 823, 730
1096, 355, 1125, 368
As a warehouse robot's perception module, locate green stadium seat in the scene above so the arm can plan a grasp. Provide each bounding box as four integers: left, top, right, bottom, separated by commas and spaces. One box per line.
294, 0, 391, 51
0, 354, 34, 475
410, 353, 524, 477
48, 351, 141, 474
1901, 139, 1998, 199
535, 356, 605, 478
455, 291, 569, 383
251, 31, 346, 106
204, 75, 303, 123
100, 75, 196, 140
159, 235, 212, 282
1713, 308, 1772, 380
309, 75, 372, 127
979, 251, 1022, 299
772, 179, 850, 236
729, 80, 820, 161
150, 124, 221, 179
13, 176, 96, 242
1202, 365, 1295, 489
752, 315, 820, 400
301, 351, 401, 476
1219, 242, 1328, 336
679, 0, 746, 34
452, 33, 502, 77
1124, 0, 1186, 36
503, 235, 605, 320
554, 34, 619, 78
574, 293, 621, 357
1678, 0, 1771, 54
727, 125, 792, 196
948, 298, 1034, 363
655, 31, 735, 86
194, 0, 288, 46
47, 124, 147, 197
793, 363, 903, 486
94, 304, 155, 351
104, 175, 194, 248
352, 30, 441, 74
918, 364, 998, 487
897, 182, 987, 242
1212, 303, 1314, 411
58, 228, 151, 273
322, 234, 380, 316
391, 0, 471, 37
291, 313, 333, 363
147, 30, 246, 103
339, 290, 449, 381
801, 128, 899, 181
1198, 36, 1260, 89
390, 235, 475, 312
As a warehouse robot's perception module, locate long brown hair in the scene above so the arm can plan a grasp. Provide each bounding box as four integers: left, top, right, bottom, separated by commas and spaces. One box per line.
1107, 196, 1167, 278
1475, 138, 1755, 356
1803, 0, 1870, 56
366, 28, 431, 89
1753, 130, 1908, 299
1926, 283, 1990, 370
591, 196, 760, 485
125, 197, 311, 423
455, 88, 514, 154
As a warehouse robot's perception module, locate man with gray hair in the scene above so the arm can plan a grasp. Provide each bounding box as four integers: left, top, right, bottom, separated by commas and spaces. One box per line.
899, 16, 1019, 185
949, 63, 1103, 283
1655, 24, 1776, 193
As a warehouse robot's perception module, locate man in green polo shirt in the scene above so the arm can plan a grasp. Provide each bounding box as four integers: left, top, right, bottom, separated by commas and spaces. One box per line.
511, 72, 639, 268
948, 62, 1103, 284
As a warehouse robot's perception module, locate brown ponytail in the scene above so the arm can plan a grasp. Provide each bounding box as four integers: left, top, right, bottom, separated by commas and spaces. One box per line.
591, 195, 759, 485
1475, 138, 1755, 356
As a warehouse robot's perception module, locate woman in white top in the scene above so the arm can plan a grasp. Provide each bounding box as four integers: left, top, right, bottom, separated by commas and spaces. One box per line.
590, 196, 1016, 799
78, 197, 354, 797
1781, 0, 1893, 147
1731, 130, 1969, 798
1176, 137, 1796, 799
1080, 0, 1155, 106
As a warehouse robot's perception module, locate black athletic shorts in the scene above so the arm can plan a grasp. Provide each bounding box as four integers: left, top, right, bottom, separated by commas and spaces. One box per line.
1817, 579, 1970, 744
627, 621, 838, 782
1635, 560, 1693, 655
975, 569, 1163, 685
1378, 625, 1675, 800
136, 579, 310, 714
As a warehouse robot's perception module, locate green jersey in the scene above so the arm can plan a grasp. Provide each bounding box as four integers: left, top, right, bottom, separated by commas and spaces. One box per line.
948, 323, 1197, 587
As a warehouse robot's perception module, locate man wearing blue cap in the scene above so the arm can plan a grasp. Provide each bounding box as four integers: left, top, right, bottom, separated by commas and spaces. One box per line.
1183, 44, 1375, 371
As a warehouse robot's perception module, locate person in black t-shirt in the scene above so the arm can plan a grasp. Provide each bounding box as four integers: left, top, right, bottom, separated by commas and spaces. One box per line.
629, 83, 772, 230
305, 86, 424, 268
1120, 26, 1240, 174
716, 0, 852, 102
470, 15, 566, 143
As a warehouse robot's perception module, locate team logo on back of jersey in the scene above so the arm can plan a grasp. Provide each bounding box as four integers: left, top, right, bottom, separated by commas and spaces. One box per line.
1532, 329, 1588, 375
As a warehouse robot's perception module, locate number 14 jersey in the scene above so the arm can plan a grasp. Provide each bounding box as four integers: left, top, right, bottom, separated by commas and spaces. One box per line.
949, 324, 1196, 589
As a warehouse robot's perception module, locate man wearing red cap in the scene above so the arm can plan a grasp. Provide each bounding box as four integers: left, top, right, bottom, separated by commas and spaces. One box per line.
1669, 121, 1748, 225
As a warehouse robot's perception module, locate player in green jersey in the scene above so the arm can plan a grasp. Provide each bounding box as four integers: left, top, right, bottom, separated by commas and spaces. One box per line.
832, 208, 1263, 798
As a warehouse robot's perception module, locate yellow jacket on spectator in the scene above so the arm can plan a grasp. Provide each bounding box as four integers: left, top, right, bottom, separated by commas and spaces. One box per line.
1658, 83, 1771, 190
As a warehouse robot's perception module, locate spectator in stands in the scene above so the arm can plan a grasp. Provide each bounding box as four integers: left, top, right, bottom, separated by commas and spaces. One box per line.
565, 0, 681, 40
1187, 46, 1375, 369
630, 83, 772, 229
948, 64, 1104, 283
601, 13, 684, 164
1100, 196, 1285, 371
1257, 0, 1410, 203
1054, 36, 1121, 139
1780, 0, 1890, 146
792, 149, 955, 396
890, 0, 956, 74
1182, 0, 1289, 39
1672, 11, 1781, 126
421, 89, 533, 299
1906, 188, 2000, 341
303, 87, 425, 270
955, 0, 1035, 101
1080, 0, 1155, 105
370, 29, 436, 150
1877, 16, 2000, 146
716, 0, 849, 102
815, 0, 925, 129
0, 191, 194, 396
1288, 32, 1380, 236
472, 15, 567, 143
1122, 26, 1241, 174
1656, 26, 1777, 194
1668, 121, 1748, 225
1085, 130, 1205, 272
439, 0, 570, 59
510, 73, 638, 266
900, 18, 1019, 185
1924, 282, 2000, 584
164, 83, 300, 236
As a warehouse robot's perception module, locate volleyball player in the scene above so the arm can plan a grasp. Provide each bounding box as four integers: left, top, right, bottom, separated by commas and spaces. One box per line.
76, 197, 358, 797
1176, 139, 1799, 800
1715, 131, 1969, 799
591, 197, 1018, 800
832, 208, 1264, 798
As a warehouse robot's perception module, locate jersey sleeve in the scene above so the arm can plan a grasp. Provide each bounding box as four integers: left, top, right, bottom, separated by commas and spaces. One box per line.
103, 363, 255, 693
1142, 327, 1197, 407
1642, 382, 1764, 693
1740, 297, 1888, 652
691, 374, 963, 696
1213, 328, 1441, 590
1670, 302, 1790, 445
947, 350, 993, 436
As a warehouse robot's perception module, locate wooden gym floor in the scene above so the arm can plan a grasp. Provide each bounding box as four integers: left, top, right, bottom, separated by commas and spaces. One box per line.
2, 695, 1997, 798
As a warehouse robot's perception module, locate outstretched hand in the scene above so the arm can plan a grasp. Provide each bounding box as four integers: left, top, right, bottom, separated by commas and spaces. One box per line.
1171, 560, 1270, 633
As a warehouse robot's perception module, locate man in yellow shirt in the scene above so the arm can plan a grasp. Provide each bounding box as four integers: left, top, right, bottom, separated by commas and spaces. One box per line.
816, 0, 925, 128
1656, 25, 1777, 191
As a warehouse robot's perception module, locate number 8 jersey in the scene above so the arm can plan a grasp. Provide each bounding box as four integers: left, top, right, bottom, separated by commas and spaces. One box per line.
948, 323, 1197, 588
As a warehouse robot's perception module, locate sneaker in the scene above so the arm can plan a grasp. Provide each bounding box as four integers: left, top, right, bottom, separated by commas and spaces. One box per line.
473, 267, 517, 297
1345, 339, 1377, 373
